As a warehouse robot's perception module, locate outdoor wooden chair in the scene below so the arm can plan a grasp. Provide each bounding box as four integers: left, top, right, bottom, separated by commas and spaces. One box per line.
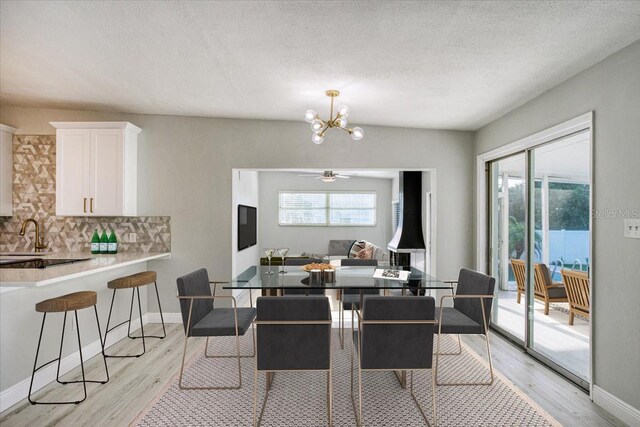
510, 259, 568, 315
561, 269, 590, 325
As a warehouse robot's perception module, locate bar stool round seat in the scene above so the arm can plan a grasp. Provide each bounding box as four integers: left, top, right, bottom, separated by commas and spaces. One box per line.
103, 270, 166, 359
36, 291, 97, 313
108, 271, 157, 289
29, 291, 109, 405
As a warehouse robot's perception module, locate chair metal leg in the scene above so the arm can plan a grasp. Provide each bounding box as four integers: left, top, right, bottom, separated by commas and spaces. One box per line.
410, 370, 437, 426
104, 288, 145, 358
338, 301, 344, 350
93, 306, 110, 384
435, 306, 494, 386
178, 299, 243, 390
434, 334, 462, 356
327, 370, 333, 427
205, 323, 255, 358
29, 311, 91, 405
129, 281, 167, 340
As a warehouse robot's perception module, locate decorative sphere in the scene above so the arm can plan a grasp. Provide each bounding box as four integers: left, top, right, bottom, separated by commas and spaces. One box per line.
304, 110, 317, 123
351, 127, 364, 141
311, 119, 324, 132
337, 105, 350, 117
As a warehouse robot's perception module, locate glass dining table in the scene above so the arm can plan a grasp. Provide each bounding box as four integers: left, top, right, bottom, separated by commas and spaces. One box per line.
224, 264, 452, 389
224, 264, 453, 299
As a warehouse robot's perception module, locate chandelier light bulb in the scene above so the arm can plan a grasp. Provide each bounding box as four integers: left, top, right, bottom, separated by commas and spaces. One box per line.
338, 117, 348, 128
310, 119, 324, 132
337, 105, 350, 117
304, 109, 317, 123
351, 127, 364, 141
312, 133, 324, 145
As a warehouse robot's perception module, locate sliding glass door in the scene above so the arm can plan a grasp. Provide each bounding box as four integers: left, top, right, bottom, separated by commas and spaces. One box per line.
488, 129, 591, 387
488, 153, 526, 343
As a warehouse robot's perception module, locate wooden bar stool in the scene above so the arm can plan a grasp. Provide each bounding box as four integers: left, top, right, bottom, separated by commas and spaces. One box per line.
103, 271, 166, 358
28, 291, 109, 405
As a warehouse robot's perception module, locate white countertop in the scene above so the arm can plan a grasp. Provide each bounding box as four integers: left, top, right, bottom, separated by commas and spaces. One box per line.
0, 252, 171, 287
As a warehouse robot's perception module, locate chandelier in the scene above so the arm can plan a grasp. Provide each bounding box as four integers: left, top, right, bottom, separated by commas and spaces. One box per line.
304, 90, 364, 145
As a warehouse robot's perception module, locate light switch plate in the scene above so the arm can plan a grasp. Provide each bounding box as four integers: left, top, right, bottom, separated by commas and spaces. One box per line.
624, 219, 640, 239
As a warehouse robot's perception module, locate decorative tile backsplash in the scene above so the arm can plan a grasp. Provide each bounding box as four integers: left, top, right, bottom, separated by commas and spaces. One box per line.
0, 135, 170, 253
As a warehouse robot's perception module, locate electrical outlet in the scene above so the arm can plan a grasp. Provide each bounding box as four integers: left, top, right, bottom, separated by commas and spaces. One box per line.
624, 219, 640, 239
129, 233, 137, 243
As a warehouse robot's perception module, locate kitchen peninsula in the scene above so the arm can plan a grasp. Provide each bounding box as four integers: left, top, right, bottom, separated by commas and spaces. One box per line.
0, 251, 171, 412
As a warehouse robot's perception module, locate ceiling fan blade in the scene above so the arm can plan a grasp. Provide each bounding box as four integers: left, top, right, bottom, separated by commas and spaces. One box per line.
336, 175, 350, 179
314, 176, 323, 179
297, 174, 320, 177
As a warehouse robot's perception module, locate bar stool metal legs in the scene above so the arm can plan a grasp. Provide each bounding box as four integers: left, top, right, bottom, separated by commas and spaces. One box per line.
28, 294, 109, 405
103, 273, 166, 358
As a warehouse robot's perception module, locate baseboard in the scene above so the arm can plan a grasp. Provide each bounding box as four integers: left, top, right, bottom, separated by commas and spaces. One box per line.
145, 312, 182, 324
0, 314, 147, 414
593, 385, 640, 427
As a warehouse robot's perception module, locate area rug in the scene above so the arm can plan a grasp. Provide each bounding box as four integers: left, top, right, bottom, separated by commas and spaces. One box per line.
131, 331, 560, 426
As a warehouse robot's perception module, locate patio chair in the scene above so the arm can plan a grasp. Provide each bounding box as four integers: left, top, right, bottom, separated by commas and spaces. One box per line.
511, 259, 568, 315
338, 258, 379, 349
176, 268, 256, 390
351, 296, 437, 426
435, 268, 495, 386
253, 296, 332, 427
561, 269, 590, 325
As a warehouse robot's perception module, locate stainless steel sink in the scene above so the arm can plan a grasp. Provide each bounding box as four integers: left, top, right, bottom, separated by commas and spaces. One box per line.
0, 252, 53, 256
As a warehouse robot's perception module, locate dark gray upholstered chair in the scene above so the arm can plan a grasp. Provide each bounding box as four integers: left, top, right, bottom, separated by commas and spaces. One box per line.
253, 296, 332, 427
352, 296, 437, 427
435, 268, 495, 386
338, 258, 379, 349
283, 258, 325, 295
176, 268, 256, 390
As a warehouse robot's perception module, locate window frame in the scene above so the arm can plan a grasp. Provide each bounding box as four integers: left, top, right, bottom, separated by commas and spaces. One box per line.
278, 190, 377, 227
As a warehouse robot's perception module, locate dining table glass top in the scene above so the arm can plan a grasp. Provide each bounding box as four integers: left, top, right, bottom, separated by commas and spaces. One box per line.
224, 265, 452, 290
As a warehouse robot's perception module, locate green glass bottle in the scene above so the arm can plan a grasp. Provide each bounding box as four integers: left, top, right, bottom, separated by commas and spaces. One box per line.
108, 230, 118, 254
100, 230, 108, 254
91, 230, 100, 254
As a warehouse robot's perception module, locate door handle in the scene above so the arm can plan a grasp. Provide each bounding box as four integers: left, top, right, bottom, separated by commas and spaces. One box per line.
90, 198, 94, 213
83, 198, 87, 213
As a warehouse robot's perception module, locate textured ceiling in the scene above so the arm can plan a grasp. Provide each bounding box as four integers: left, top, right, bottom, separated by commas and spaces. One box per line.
1, 1, 640, 130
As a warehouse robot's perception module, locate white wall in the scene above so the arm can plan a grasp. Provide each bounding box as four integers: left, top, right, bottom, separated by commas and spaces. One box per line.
258, 171, 393, 255
475, 40, 640, 415
231, 170, 259, 279
0, 107, 475, 320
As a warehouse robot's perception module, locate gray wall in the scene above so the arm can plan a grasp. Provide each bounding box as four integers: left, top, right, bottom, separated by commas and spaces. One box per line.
475, 40, 640, 410
232, 170, 260, 279
0, 106, 475, 316
258, 171, 393, 255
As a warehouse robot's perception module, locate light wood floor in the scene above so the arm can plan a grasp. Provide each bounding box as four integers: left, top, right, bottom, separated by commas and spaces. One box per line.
0, 323, 624, 426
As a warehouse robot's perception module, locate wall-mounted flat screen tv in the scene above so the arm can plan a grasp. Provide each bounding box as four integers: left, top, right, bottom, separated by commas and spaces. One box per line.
238, 205, 257, 251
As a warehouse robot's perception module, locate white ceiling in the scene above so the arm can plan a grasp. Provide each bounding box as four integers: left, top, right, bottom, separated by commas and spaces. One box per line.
1, 1, 640, 130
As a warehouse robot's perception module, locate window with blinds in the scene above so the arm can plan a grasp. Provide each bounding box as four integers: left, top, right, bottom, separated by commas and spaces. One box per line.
279, 191, 376, 226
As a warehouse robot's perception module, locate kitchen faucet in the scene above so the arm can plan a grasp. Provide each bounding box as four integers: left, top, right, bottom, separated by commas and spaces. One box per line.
19, 218, 47, 252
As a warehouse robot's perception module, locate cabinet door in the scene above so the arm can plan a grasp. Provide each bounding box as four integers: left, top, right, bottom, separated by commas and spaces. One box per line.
56, 130, 90, 215
89, 129, 123, 216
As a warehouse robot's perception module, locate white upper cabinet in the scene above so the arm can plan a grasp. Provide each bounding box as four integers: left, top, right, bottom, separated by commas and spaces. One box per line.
0, 124, 17, 216
52, 122, 141, 216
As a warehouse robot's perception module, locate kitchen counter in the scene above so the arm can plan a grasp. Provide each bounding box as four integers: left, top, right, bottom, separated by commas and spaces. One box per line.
0, 251, 171, 287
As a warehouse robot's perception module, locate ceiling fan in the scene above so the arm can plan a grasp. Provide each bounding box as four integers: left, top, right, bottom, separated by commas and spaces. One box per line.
297, 171, 350, 182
